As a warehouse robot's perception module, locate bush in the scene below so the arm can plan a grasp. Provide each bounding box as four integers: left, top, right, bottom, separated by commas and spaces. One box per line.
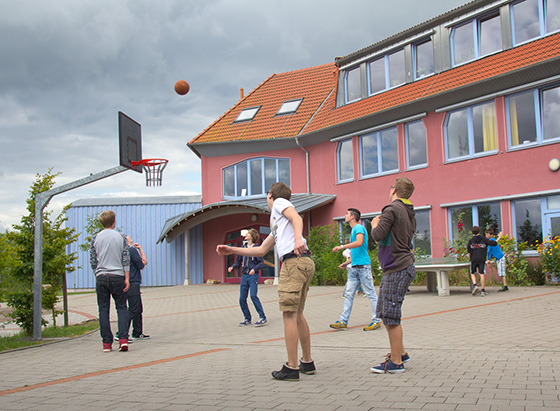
308, 223, 345, 285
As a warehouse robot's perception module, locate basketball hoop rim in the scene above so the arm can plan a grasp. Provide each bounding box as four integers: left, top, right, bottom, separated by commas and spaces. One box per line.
131, 158, 169, 167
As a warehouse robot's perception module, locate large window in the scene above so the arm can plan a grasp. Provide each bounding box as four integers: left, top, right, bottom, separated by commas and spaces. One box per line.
406, 120, 427, 169
507, 84, 560, 147
451, 13, 502, 66
368, 49, 406, 94
511, 0, 560, 45
223, 157, 290, 198
360, 127, 398, 178
513, 197, 543, 247
337, 139, 354, 182
414, 38, 434, 79
413, 210, 432, 256
513, 194, 560, 247
345, 67, 361, 103
449, 203, 501, 241
446, 101, 497, 160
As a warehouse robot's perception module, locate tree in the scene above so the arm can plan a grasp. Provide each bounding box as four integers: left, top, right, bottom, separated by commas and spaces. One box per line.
5, 170, 79, 334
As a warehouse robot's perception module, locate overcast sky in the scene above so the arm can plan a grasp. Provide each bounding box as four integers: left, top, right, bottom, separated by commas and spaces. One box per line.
0, 0, 468, 231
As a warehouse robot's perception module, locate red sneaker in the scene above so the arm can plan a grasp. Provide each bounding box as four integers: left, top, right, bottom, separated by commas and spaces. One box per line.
103, 343, 112, 352
118, 339, 128, 352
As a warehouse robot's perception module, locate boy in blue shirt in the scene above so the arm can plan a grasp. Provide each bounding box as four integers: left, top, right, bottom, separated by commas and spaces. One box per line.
486, 229, 508, 292
331, 208, 381, 331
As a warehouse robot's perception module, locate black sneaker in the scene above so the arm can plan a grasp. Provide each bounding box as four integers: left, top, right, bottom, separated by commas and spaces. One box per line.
498, 285, 509, 292
299, 360, 316, 375
131, 334, 150, 340
271, 364, 299, 381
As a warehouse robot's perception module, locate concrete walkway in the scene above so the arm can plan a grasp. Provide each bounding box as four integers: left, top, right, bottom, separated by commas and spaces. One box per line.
1, 283, 559, 410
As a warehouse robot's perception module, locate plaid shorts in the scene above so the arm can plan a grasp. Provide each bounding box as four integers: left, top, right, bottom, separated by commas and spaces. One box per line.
277, 256, 315, 313
376, 264, 416, 325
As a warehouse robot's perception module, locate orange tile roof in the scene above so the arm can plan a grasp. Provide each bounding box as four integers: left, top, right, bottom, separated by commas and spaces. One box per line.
190, 33, 560, 145
189, 63, 338, 144
304, 32, 560, 134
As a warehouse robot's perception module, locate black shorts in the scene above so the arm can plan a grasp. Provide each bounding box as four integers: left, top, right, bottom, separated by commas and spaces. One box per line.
471, 260, 485, 274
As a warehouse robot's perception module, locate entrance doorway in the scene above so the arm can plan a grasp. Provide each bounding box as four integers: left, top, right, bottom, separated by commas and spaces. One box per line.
223, 225, 275, 283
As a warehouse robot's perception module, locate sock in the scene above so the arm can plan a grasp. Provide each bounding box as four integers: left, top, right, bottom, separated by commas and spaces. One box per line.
473, 283, 477, 287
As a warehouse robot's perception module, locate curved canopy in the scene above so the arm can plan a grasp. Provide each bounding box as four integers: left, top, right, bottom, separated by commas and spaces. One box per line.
158, 193, 336, 243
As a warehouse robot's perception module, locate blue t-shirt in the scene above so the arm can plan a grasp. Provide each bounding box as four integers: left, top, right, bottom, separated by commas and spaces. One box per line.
350, 224, 371, 266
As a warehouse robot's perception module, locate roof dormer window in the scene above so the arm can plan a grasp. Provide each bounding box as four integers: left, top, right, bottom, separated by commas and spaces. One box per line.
276, 99, 303, 115
234, 106, 261, 122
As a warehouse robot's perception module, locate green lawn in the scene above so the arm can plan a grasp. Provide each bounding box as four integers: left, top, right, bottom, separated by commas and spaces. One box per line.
0, 320, 99, 352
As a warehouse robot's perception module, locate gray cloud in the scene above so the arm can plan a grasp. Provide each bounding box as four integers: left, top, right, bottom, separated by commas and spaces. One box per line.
0, 0, 466, 231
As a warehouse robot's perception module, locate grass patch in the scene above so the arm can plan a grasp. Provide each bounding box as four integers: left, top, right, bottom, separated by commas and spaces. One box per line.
0, 320, 99, 352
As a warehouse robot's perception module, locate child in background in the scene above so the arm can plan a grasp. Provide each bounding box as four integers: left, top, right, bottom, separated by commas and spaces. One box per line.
467, 226, 501, 296
486, 229, 508, 292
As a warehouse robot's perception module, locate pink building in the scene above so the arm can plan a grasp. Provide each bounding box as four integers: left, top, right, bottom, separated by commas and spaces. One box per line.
159, 0, 560, 284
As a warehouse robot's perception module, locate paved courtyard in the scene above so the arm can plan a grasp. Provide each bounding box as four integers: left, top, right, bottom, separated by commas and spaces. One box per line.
1, 283, 559, 410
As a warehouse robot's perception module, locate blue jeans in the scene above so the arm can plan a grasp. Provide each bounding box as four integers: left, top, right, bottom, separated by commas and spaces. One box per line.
96, 275, 129, 343
126, 283, 143, 337
340, 265, 380, 324
239, 273, 266, 321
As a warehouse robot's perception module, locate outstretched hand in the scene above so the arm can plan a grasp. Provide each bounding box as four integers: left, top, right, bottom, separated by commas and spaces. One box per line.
216, 244, 234, 255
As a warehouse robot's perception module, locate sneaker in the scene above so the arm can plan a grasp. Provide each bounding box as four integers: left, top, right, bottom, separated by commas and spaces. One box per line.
103, 343, 112, 352
329, 320, 347, 330
271, 364, 299, 381
371, 359, 405, 374
254, 318, 267, 327
239, 320, 251, 326
386, 352, 411, 363
363, 321, 382, 331
114, 336, 133, 343
498, 285, 509, 292
472, 286, 479, 296
299, 360, 316, 375
131, 334, 150, 340
118, 339, 128, 352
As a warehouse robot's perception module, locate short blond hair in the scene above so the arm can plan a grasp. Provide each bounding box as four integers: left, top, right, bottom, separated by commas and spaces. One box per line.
98, 211, 116, 228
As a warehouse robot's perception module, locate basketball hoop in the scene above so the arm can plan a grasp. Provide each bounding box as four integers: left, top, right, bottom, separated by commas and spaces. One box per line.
131, 158, 169, 186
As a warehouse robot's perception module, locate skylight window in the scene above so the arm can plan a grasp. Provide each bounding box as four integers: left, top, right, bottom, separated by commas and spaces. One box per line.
276, 99, 303, 115
234, 106, 261, 122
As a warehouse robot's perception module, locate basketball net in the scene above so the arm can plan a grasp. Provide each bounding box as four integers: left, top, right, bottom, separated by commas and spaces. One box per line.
132, 158, 168, 186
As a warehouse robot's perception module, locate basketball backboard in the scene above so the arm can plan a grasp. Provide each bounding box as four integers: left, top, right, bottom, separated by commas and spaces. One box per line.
118, 111, 142, 173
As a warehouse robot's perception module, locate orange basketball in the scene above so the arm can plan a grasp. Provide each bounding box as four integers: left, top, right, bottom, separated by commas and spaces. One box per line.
174, 80, 190, 95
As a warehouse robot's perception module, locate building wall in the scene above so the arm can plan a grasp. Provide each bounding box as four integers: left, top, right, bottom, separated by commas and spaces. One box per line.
200, 100, 560, 264
66, 199, 203, 288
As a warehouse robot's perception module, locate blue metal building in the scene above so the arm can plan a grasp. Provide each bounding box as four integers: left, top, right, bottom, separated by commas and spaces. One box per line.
65, 195, 203, 288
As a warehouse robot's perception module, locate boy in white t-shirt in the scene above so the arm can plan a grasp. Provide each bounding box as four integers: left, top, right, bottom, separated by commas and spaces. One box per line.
216, 182, 315, 381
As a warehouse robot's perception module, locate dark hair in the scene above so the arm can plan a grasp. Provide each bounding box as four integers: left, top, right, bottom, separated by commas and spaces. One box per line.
268, 182, 291, 201
485, 228, 494, 235
471, 226, 480, 235
348, 208, 361, 222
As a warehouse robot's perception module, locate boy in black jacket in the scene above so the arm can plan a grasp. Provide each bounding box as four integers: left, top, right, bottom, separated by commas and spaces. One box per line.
467, 226, 501, 296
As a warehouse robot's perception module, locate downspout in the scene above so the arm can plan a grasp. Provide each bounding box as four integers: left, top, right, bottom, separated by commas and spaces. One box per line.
295, 136, 310, 194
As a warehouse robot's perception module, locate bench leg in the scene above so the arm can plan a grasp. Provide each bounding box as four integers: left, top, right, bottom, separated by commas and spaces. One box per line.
437, 270, 450, 296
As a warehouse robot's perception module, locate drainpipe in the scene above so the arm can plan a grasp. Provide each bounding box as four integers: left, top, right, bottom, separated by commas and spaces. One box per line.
295, 136, 310, 194
294, 136, 312, 244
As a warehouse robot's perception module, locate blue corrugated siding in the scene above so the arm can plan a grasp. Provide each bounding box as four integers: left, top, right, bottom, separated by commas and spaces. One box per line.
66, 200, 202, 288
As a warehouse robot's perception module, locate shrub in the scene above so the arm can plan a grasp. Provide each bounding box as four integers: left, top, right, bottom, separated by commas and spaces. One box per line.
537, 235, 560, 283
308, 223, 345, 286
